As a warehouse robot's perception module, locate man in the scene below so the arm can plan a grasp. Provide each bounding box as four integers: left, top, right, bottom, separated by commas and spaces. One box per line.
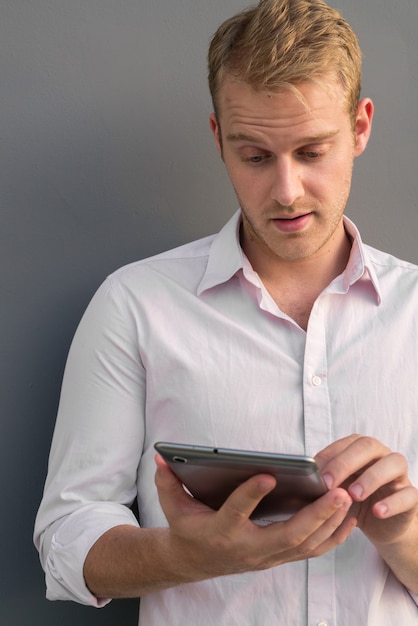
35, 0, 418, 624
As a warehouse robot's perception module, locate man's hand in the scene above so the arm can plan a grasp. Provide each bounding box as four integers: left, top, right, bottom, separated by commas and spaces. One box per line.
155, 454, 355, 581
315, 434, 418, 546
84, 438, 418, 600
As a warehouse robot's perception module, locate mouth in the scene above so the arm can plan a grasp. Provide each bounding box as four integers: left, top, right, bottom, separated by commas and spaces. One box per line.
272, 212, 313, 233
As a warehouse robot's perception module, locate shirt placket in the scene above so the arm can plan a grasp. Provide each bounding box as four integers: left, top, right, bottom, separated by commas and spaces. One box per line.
303, 299, 336, 626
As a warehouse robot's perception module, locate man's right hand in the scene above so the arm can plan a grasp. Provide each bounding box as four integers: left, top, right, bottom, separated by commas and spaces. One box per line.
154, 453, 355, 581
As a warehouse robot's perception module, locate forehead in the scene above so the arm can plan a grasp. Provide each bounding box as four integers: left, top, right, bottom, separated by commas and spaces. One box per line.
217, 77, 351, 138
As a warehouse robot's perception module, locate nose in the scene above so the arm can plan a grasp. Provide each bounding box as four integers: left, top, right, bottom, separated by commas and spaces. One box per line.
271, 157, 304, 207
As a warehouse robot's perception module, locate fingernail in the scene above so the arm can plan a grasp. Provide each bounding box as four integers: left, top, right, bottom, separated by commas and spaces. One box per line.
258, 476, 276, 492
350, 484, 364, 500
322, 473, 333, 490
334, 496, 351, 511
375, 502, 389, 517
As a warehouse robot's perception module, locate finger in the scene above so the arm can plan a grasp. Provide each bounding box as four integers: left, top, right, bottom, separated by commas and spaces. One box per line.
296, 512, 357, 559
319, 436, 391, 489
154, 454, 204, 517
154, 454, 186, 498
263, 488, 353, 548
254, 489, 354, 567
373, 486, 418, 519
315, 434, 362, 470
215, 474, 277, 532
348, 452, 409, 501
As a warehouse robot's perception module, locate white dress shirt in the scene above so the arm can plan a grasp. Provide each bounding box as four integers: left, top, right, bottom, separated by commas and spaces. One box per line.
34, 210, 418, 625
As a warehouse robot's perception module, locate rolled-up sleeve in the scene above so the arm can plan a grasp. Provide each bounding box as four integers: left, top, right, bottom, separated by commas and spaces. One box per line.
42, 504, 139, 606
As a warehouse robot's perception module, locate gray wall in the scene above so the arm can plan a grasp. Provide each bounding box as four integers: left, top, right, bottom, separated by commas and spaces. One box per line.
1, 1, 417, 624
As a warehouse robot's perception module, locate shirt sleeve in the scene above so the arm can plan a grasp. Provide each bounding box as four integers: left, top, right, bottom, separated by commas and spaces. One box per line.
34, 276, 146, 606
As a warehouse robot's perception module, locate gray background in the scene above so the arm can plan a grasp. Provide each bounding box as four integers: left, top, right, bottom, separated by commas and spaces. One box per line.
1, 1, 417, 624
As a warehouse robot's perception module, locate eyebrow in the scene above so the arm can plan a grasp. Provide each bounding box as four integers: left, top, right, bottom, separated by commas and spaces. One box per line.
226, 132, 260, 143
225, 130, 340, 144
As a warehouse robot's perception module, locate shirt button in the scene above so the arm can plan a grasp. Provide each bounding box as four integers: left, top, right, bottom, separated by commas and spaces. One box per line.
317, 621, 327, 626
312, 375, 322, 386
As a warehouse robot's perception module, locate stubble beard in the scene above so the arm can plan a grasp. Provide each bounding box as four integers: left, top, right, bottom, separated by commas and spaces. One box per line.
239, 197, 349, 265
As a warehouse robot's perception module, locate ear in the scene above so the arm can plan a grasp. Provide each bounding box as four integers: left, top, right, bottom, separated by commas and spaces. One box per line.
209, 112, 223, 157
354, 98, 374, 157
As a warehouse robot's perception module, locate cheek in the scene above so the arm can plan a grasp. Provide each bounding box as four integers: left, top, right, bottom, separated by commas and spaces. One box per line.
311, 158, 352, 194
226, 165, 261, 197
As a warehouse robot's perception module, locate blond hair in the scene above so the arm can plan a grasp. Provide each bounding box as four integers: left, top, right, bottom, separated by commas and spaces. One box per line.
208, 0, 362, 124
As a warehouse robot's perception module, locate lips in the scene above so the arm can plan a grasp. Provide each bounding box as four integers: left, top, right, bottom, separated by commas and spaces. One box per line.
272, 212, 313, 233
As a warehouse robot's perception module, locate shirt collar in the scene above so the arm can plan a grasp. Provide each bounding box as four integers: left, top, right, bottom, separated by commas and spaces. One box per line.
198, 210, 382, 304
337, 216, 382, 304
197, 210, 243, 295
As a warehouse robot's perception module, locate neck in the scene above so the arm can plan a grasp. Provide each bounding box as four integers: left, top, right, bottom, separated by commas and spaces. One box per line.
242, 222, 352, 329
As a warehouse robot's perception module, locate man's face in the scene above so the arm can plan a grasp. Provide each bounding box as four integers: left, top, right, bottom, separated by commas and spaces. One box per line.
210, 78, 373, 269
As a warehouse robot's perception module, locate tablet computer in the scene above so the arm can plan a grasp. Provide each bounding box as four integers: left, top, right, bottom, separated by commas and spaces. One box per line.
154, 442, 327, 522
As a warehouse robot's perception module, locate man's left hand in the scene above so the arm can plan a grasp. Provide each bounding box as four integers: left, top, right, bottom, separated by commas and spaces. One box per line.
316, 434, 418, 546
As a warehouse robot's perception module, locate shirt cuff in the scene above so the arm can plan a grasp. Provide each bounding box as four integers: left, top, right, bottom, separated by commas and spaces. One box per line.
41, 503, 139, 607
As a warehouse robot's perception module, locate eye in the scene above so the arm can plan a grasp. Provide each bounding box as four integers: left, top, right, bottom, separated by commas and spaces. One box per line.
242, 152, 272, 165
297, 142, 331, 161
299, 150, 322, 160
